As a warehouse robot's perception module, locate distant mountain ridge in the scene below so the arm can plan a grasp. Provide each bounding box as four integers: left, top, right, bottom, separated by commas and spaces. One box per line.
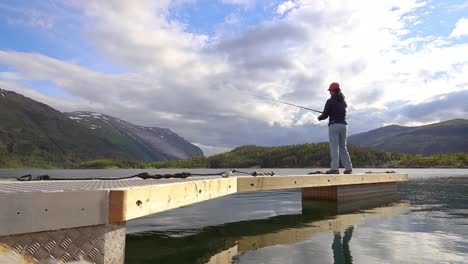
348, 119, 468, 154
65, 111, 203, 161
0, 88, 203, 168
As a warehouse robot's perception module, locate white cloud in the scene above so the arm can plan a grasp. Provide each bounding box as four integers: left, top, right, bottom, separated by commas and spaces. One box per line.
3, 9, 54, 30
277, 1, 298, 15
0, 2, 79, 30
0, 79, 92, 111
450, 17, 468, 38
294, 112, 321, 126
193, 143, 232, 156
82, 0, 220, 73
224, 13, 241, 25
1, 0, 468, 152
354, 228, 467, 264
447, 1, 468, 11
0, 72, 22, 80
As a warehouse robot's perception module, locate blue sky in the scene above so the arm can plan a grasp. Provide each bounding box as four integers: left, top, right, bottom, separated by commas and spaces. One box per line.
169, 1, 284, 35
0, 1, 285, 68
0, 0, 468, 155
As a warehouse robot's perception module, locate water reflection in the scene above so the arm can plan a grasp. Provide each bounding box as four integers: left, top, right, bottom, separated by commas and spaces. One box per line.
332, 226, 354, 264
126, 195, 408, 264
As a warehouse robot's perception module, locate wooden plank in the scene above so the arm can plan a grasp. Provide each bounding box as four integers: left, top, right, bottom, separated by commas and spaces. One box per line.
0, 190, 108, 236
237, 173, 408, 192
109, 177, 237, 223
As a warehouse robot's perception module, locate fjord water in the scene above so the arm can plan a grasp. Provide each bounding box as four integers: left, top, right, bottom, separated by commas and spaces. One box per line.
122, 169, 468, 264
1, 169, 467, 263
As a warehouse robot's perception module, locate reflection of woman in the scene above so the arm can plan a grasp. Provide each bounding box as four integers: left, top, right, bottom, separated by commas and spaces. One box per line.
332, 226, 354, 264
318, 82, 353, 174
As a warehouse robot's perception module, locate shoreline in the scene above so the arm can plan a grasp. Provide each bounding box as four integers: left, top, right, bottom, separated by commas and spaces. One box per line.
1, 166, 468, 170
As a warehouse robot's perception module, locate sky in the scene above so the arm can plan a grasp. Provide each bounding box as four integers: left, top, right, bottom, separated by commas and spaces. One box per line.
0, 0, 467, 156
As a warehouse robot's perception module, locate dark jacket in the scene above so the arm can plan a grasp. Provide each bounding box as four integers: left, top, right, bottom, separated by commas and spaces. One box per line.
318, 95, 347, 126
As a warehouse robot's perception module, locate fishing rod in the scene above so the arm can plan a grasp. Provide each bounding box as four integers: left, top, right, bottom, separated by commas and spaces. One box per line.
251, 94, 323, 114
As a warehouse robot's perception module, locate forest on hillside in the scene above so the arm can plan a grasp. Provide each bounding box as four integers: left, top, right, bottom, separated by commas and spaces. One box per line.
78, 143, 468, 169
3, 142, 467, 169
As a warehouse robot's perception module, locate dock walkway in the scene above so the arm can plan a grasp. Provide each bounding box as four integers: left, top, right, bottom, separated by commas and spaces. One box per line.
0, 173, 408, 263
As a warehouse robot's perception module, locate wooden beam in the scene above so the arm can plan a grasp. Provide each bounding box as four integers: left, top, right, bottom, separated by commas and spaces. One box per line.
109, 174, 407, 223
237, 173, 407, 192
109, 177, 237, 223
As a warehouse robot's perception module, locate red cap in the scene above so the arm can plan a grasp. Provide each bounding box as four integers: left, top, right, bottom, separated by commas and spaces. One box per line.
328, 82, 340, 91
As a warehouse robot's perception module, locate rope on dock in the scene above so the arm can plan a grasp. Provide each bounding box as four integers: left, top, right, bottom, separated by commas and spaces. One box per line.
15, 170, 397, 181
15, 170, 276, 181
308, 171, 326, 174
365, 171, 396, 174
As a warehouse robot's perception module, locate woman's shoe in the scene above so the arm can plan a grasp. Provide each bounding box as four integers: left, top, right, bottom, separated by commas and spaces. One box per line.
325, 169, 340, 174
343, 169, 353, 174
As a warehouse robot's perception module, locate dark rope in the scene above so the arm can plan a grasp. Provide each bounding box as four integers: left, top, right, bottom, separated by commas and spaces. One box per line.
16, 172, 193, 181
17, 174, 32, 181
233, 170, 275, 176
17, 170, 397, 181
231, 170, 252, 175
252, 171, 275, 176
16, 170, 277, 181
130, 172, 192, 180
365, 170, 396, 174
190, 170, 233, 177
308, 171, 326, 174
17, 174, 54, 181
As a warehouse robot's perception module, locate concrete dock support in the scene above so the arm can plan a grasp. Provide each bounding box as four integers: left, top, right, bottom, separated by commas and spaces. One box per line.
0, 223, 126, 264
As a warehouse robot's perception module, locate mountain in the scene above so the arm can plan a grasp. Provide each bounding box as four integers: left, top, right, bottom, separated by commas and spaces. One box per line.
0, 88, 203, 168
0, 88, 128, 167
348, 119, 468, 154
65, 111, 203, 161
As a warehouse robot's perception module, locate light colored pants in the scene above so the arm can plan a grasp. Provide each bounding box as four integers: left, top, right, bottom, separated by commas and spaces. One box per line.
329, 123, 353, 170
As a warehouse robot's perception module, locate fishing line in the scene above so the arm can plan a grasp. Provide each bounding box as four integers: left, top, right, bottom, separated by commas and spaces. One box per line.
249, 94, 323, 114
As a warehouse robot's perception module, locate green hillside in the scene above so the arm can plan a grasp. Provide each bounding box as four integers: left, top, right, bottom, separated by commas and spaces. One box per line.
0, 89, 202, 168
348, 119, 468, 154
90, 143, 465, 169
66, 112, 170, 162
148, 143, 405, 169
66, 112, 204, 161
0, 89, 136, 168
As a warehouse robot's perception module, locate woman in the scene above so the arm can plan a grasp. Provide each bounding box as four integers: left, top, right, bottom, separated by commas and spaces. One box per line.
318, 82, 353, 174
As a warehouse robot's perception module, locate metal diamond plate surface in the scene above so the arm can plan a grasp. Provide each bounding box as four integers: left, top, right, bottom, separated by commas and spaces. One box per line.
0, 223, 125, 264
0, 176, 220, 193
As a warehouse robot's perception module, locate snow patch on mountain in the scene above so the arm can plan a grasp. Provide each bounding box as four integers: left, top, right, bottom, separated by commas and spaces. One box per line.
65, 111, 204, 159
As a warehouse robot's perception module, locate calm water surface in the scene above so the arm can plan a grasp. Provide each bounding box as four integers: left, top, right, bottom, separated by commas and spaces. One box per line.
1, 168, 467, 263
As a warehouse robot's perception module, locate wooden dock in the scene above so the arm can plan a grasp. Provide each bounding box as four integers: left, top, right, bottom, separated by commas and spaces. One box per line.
0, 173, 408, 263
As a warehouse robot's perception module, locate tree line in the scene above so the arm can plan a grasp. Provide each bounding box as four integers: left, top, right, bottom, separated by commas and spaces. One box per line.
78, 143, 468, 169
2, 142, 466, 169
